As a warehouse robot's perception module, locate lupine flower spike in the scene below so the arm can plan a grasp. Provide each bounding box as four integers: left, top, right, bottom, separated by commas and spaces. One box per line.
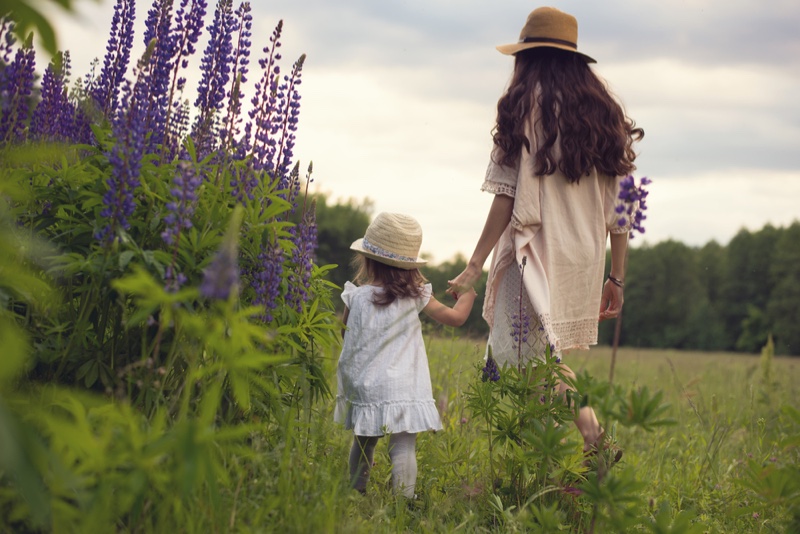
200, 206, 243, 300
95, 48, 152, 244
162, 161, 202, 290
192, 0, 235, 158
162, 0, 207, 158
220, 1, 252, 153
92, 0, 135, 118
512, 256, 531, 371
286, 163, 317, 311
482, 348, 500, 383
252, 235, 284, 322
30, 52, 76, 142
0, 33, 36, 144
616, 175, 652, 238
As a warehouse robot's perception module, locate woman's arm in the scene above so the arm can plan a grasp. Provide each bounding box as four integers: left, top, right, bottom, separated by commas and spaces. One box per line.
599, 232, 628, 321
447, 194, 514, 295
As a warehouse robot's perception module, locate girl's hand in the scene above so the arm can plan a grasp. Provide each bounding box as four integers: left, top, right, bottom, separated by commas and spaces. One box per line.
599, 279, 624, 321
447, 264, 481, 299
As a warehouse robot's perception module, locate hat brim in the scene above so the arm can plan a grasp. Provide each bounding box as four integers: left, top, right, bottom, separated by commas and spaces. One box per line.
351, 238, 427, 270
496, 42, 596, 63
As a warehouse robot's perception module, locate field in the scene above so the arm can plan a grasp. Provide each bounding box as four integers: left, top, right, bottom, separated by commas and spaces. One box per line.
270, 338, 800, 533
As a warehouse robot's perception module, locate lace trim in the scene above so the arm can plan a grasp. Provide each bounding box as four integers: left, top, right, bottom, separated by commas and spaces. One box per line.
551, 316, 599, 351
481, 180, 516, 197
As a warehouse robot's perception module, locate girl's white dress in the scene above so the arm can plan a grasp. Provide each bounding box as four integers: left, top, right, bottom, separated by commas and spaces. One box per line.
334, 282, 443, 437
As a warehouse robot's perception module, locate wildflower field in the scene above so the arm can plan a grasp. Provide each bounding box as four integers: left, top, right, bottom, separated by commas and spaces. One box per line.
1, 0, 799, 532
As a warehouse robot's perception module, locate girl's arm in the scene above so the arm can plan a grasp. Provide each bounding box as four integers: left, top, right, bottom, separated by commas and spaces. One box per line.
447, 194, 514, 295
422, 289, 477, 327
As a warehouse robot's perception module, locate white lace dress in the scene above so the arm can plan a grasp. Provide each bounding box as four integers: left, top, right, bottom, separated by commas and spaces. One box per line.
481, 131, 630, 368
334, 282, 443, 437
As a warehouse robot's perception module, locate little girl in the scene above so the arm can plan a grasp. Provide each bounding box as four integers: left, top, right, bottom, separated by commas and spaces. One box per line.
334, 212, 477, 498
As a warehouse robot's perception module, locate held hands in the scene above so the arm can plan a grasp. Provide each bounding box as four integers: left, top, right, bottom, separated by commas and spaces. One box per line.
447, 264, 482, 300
599, 278, 624, 321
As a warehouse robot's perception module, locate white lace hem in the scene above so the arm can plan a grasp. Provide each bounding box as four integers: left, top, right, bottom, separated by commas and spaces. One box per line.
481, 180, 516, 198
334, 397, 443, 437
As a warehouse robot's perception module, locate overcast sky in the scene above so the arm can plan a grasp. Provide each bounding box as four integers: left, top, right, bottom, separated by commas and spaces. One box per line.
46, 0, 800, 265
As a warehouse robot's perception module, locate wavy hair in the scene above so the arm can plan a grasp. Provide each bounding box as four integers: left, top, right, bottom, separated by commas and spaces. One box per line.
352, 255, 428, 306
493, 48, 644, 182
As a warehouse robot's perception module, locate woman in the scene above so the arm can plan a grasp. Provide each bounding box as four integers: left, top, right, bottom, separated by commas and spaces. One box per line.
448, 6, 644, 457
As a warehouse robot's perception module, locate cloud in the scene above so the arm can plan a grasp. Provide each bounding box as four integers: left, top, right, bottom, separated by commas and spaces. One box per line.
41, 0, 800, 264
638, 168, 800, 248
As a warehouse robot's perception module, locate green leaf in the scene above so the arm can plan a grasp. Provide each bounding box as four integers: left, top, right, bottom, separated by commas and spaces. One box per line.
118, 250, 135, 270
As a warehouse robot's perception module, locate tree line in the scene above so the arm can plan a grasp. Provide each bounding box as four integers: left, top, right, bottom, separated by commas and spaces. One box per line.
314, 194, 800, 356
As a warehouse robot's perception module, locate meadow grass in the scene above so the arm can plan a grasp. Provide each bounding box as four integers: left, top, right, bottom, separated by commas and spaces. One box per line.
216, 337, 798, 533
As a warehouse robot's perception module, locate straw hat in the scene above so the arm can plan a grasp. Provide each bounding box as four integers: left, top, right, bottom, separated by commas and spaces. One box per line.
350, 212, 427, 270
496, 6, 596, 63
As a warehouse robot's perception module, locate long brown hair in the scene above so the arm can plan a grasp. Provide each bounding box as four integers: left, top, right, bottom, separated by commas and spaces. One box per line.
352, 255, 428, 306
493, 48, 644, 182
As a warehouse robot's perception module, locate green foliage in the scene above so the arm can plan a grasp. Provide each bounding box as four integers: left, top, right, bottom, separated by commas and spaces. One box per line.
1, 0, 97, 55
598, 223, 800, 356
1, 121, 338, 532
313, 194, 372, 296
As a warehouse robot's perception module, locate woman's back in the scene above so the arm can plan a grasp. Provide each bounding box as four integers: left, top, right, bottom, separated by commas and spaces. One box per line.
493, 48, 643, 181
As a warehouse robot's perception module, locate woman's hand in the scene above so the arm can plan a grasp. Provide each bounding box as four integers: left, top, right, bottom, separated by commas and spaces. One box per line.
447, 264, 482, 299
599, 279, 624, 321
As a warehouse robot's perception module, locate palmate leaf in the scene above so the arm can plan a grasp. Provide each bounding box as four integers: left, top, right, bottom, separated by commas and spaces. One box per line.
736, 460, 800, 508
614, 385, 678, 431
644, 501, 705, 534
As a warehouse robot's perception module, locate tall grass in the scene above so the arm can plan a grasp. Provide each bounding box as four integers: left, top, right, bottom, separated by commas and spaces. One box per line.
280, 338, 798, 533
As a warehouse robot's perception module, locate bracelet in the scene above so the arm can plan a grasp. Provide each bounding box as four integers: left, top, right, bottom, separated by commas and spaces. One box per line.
608, 275, 625, 288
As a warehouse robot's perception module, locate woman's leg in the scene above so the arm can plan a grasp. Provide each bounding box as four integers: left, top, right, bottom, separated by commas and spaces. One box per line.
349, 435, 380, 493
388, 432, 417, 498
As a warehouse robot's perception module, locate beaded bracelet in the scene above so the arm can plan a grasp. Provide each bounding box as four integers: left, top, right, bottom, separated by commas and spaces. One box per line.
608, 275, 625, 288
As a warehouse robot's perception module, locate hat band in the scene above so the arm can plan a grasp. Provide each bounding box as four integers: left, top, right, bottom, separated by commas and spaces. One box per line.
520, 36, 577, 49
363, 237, 418, 263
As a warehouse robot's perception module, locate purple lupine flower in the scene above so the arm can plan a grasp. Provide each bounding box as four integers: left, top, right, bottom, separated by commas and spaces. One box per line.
161, 161, 202, 246
200, 225, 240, 300
274, 54, 304, 203
252, 238, 284, 322
0, 17, 15, 65
512, 256, 531, 370
192, 0, 236, 158
481, 356, 500, 382
617, 175, 651, 238
164, 265, 188, 292
230, 163, 259, 202
30, 52, 76, 142
0, 37, 36, 144
140, 0, 178, 151
95, 69, 148, 244
92, 0, 135, 118
286, 204, 317, 312
162, 0, 207, 157
220, 2, 252, 152
248, 20, 284, 173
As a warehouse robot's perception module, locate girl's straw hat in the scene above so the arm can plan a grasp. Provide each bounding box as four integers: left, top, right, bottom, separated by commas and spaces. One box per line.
496, 6, 596, 63
350, 212, 427, 270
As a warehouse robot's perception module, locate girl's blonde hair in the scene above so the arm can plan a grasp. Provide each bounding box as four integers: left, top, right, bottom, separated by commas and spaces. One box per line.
352, 255, 428, 306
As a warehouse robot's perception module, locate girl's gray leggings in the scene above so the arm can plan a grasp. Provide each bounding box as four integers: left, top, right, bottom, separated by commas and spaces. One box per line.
349, 432, 417, 498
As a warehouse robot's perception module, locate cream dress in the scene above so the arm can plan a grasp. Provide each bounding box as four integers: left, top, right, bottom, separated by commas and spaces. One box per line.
481, 118, 630, 368
334, 282, 443, 437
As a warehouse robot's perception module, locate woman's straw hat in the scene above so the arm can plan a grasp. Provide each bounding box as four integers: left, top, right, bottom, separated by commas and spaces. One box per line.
496, 6, 596, 63
350, 212, 427, 270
